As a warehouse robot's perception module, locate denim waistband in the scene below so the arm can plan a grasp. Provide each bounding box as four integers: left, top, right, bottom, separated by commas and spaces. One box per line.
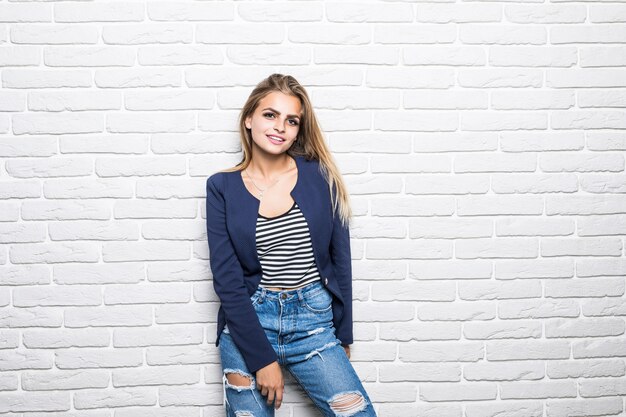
254, 280, 326, 303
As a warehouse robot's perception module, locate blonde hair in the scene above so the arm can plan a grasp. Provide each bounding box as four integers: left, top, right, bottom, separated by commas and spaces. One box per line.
220, 73, 352, 228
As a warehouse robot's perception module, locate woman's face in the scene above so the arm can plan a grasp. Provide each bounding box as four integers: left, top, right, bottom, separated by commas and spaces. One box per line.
245, 91, 302, 156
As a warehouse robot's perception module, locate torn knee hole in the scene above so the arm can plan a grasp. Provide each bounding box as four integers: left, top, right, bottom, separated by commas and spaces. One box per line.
223, 368, 255, 390
329, 392, 367, 416
225, 372, 252, 387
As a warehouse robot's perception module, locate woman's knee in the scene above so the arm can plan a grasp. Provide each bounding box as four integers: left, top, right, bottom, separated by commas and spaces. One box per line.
328, 391, 371, 416
224, 368, 255, 390
226, 372, 253, 387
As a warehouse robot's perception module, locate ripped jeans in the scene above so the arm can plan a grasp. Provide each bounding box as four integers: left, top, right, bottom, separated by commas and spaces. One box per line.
219, 281, 377, 417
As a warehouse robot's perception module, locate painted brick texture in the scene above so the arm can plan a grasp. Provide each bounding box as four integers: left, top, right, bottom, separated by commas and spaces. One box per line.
0, 1, 625, 416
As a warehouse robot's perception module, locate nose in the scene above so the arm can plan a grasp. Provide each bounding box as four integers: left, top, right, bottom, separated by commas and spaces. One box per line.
274, 119, 286, 133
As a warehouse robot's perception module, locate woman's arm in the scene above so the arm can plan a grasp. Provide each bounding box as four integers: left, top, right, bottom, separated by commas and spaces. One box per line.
329, 189, 354, 347
205, 174, 278, 373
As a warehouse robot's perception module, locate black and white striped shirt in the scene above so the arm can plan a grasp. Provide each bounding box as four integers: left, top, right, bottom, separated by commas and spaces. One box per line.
256, 201, 321, 289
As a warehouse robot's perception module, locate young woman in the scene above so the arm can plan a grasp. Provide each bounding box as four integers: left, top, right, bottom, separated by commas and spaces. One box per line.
205, 73, 377, 417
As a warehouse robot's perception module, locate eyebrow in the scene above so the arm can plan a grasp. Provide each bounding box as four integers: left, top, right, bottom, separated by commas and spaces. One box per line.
261, 107, 301, 119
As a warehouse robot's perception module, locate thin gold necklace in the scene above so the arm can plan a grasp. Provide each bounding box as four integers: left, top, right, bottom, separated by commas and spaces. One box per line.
243, 158, 293, 200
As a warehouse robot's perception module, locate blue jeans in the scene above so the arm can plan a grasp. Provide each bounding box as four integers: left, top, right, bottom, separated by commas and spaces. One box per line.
219, 281, 377, 417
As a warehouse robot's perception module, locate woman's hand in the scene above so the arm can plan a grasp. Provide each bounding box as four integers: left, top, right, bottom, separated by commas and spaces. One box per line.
255, 361, 284, 409
343, 344, 351, 359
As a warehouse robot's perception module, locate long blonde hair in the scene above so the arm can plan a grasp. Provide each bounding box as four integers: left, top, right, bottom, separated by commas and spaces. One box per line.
220, 73, 352, 228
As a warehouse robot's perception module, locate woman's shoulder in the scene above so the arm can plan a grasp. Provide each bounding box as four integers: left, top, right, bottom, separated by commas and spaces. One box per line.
208, 164, 242, 181
206, 169, 235, 192
207, 155, 321, 188
297, 154, 322, 173
206, 171, 224, 185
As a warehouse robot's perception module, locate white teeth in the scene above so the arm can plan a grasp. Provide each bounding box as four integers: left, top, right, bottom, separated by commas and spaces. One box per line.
269, 136, 284, 142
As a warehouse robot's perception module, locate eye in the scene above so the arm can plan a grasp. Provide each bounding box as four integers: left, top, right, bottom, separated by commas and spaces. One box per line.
263, 112, 299, 126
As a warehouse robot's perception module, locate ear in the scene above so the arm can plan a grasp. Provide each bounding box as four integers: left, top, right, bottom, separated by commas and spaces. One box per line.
245, 116, 251, 130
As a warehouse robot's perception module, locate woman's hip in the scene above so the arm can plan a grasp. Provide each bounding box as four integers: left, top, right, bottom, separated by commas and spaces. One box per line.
253, 281, 334, 332
221, 280, 338, 364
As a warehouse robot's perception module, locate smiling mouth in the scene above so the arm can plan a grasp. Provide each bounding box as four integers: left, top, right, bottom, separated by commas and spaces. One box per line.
267, 135, 285, 144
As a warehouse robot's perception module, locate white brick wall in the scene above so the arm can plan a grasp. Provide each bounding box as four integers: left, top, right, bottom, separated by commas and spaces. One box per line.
0, 0, 625, 416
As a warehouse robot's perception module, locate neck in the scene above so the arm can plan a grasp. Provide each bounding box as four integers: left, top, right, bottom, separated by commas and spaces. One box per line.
247, 152, 293, 181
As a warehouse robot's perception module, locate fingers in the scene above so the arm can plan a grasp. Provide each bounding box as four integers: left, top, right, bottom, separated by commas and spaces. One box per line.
255, 361, 285, 409
266, 386, 275, 406
275, 384, 284, 409
258, 383, 283, 408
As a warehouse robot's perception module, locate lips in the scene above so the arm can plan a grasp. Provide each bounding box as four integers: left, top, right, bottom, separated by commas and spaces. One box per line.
267, 135, 285, 144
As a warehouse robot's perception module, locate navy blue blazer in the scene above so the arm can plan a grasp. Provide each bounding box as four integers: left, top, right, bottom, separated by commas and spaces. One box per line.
205, 154, 353, 373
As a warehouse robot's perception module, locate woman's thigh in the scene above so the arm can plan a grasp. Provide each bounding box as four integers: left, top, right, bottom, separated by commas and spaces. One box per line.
283, 285, 377, 417
219, 328, 275, 417
285, 342, 377, 417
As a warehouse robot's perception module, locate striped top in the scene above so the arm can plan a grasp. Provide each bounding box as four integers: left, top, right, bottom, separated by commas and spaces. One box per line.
256, 200, 321, 289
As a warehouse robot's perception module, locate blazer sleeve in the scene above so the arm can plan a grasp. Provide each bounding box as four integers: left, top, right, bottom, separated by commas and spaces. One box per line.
205, 174, 278, 373
329, 184, 354, 346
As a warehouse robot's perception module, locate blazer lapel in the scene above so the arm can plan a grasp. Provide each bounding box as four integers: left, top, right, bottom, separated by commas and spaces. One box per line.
229, 155, 307, 275
291, 156, 332, 271
229, 167, 261, 274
